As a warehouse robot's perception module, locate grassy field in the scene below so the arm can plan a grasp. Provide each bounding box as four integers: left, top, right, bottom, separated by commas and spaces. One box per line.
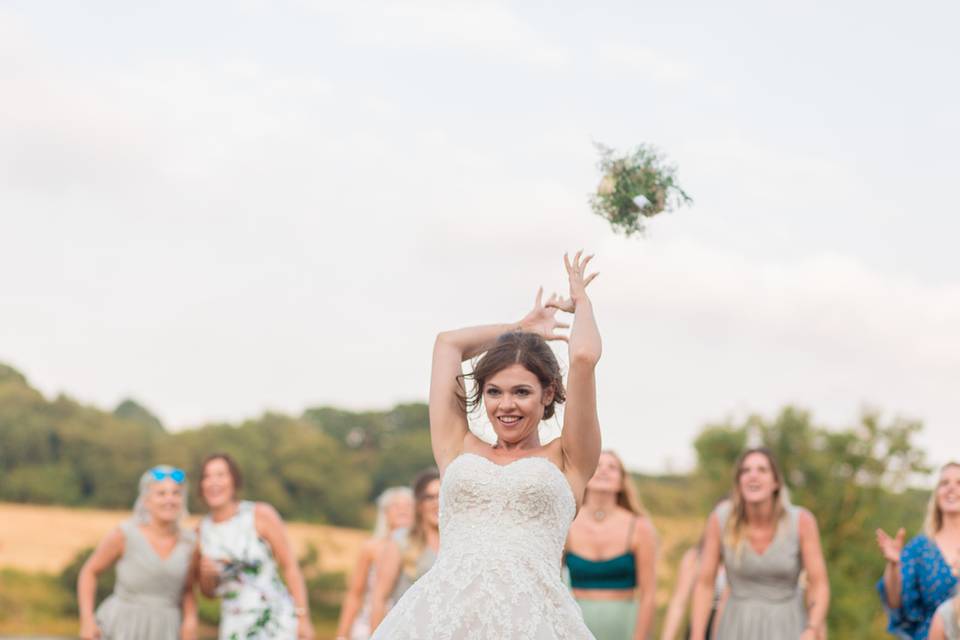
0, 502, 703, 639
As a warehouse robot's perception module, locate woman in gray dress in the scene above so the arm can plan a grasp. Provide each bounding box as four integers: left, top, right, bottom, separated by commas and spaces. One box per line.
930, 595, 960, 640
689, 448, 830, 640
77, 465, 198, 640
367, 468, 441, 632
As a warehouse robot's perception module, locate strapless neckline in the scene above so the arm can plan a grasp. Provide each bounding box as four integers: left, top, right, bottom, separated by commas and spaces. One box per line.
449, 451, 577, 509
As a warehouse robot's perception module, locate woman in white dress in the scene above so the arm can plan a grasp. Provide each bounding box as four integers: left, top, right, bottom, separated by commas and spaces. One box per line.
371, 251, 603, 640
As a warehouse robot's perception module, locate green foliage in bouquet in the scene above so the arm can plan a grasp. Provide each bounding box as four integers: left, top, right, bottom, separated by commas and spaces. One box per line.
589, 143, 692, 236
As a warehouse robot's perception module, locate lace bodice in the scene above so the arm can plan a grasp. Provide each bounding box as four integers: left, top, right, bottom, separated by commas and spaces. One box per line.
371, 453, 594, 640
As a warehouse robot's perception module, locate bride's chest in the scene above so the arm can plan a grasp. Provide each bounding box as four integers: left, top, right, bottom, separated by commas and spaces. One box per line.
440, 455, 574, 523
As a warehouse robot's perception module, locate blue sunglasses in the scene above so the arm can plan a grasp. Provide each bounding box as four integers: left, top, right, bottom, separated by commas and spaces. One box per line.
150, 467, 186, 484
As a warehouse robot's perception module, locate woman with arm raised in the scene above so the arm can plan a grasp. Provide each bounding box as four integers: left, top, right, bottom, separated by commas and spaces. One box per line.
876, 462, 960, 640
370, 251, 603, 640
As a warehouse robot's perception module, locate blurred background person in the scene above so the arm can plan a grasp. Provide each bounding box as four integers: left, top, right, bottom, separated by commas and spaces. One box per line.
876, 461, 960, 640
660, 531, 727, 640
77, 465, 197, 640
690, 448, 829, 640
335, 487, 414, 640
197, 453, 314, 640
367, 468, 440, 632
565, 450, 658, 639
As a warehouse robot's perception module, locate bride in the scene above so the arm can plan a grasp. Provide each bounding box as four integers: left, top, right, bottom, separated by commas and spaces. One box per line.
371, 252, 602, 640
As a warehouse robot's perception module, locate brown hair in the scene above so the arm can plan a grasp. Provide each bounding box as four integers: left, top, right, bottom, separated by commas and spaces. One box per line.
923, 461, 960, 537
402, 468, 441, 578
200, 453, 244, 503
462, 331, 565, 420
724, 447, 791, 563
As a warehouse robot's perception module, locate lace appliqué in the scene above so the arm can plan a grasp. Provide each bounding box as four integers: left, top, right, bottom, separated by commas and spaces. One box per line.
371, 453, 595, 640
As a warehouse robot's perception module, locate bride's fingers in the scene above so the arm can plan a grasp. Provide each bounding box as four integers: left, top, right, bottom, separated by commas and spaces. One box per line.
584, 272, 599, 287
580, 254, 595, 273
574, 249, 583, 268
563, 252, 572, 273
555, 321, 570, 329
535, 286, 543, 308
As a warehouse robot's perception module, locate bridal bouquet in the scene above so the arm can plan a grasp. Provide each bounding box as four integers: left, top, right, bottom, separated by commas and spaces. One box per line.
589, 143, 692, 236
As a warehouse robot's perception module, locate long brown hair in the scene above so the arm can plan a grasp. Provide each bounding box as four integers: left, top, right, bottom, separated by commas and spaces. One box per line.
402, 468, 441, 578
461, 331, 566, 420
923, 461, 960, 537
724, 447, 791, 563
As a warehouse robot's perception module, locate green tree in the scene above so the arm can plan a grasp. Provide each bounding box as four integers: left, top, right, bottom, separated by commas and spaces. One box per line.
691, 406, 930, 638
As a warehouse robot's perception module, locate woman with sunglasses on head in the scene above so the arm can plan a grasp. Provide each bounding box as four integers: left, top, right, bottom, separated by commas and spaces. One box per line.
197, 453, 314, 640
689, 448, 830, 640
367, 469, 440, 634
77, 465, 198, 640
876, 461, 960, 640
565, 450, 658, 640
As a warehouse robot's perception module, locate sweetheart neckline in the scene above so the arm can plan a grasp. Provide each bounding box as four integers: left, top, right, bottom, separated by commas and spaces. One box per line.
447, 452, 578, 510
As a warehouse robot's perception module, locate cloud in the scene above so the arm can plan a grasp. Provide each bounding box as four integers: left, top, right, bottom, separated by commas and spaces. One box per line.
596, 43, 696, 83
304, 0, 570, 67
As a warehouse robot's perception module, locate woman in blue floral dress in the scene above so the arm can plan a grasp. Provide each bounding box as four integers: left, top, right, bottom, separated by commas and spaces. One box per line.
876, 462, 960, 639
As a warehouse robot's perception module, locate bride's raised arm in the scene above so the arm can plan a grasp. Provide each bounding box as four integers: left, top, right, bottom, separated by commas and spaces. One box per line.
430, 289, 571, 472
549, 251, 602, 486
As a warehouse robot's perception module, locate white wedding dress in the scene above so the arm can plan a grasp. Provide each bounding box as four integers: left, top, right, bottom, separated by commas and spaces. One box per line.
371, 452, 595, 640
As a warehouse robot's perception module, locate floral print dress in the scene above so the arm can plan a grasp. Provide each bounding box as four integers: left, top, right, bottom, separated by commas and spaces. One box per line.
201, 501, 297, 640
876, 534, 958, 640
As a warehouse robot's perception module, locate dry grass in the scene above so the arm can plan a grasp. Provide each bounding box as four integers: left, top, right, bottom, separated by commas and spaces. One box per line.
0, 502, 369, 575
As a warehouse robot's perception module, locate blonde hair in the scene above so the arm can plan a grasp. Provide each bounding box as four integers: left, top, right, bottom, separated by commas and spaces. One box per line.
131, 465, 189, 529
402, 469, 440, 579
589, 450, 646, 516
923, 461, 960, 537
373, 486, 413, 539
724, 448, 791, 563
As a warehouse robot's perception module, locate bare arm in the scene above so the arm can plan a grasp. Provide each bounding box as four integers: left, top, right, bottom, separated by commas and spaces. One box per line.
798, 510, 829, 638
876, 527, 905, 609
431, 323, 518, 470
368, 539, 403, 631
334, 540, 377, 638
180, 547, 199, 640
633, 517, 658, 640
689, 514, 722, 640
929, 610, 947, 640
77, 526, 125, 639
660, 548, 699, 640
553, 252, 602, 487
255, 503, 314, 639
431, 289, 572, 472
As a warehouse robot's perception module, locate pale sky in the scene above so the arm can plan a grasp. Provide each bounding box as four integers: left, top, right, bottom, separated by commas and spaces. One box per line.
2, 0, 958, 472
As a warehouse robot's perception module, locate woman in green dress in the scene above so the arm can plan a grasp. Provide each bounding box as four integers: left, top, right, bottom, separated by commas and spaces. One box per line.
565, 450, 658, 639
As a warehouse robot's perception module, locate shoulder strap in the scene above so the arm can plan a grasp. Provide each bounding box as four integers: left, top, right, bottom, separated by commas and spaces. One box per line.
714, 501, 733, 531
625, 516, 638, 554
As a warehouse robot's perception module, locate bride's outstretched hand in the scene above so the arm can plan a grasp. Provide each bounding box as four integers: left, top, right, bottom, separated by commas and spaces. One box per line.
546, 251, 598, 313
519, 288, 570, 341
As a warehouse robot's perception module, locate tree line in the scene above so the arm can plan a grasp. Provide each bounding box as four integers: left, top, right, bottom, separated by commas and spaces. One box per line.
0, 361, 935, 637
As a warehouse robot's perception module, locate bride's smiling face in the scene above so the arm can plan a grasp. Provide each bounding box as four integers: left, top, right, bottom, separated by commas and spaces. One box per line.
483, 364, 554, 445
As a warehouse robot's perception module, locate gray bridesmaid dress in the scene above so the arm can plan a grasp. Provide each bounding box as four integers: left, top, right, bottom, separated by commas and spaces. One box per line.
936, 598, 960, 640
714, 501, 807, 639
95, 520, 195, 640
